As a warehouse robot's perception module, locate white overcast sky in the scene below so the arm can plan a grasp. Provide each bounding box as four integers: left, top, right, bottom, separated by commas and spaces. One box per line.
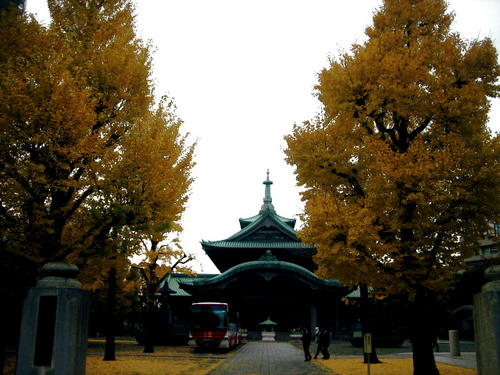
26, 0, 500, 273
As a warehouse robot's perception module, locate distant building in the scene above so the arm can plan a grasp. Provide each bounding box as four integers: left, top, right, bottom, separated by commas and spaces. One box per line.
465, 222, 500, 266
0, 0, 25, 13
159, 172, 348, 342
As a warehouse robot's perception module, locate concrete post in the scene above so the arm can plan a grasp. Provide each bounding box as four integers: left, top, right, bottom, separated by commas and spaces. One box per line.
16, 263, 89, 375
448, 330, 461, 356
473, 265, 500, 375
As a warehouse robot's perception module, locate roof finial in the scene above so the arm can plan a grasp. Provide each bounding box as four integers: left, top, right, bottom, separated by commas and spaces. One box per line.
261, 170, 275, 212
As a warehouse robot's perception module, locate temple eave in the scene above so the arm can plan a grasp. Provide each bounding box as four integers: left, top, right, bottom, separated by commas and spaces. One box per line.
177, 259, 344, 292
201, 241, 315, 250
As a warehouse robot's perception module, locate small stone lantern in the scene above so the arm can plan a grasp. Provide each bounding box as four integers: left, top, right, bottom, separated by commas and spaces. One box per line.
259, 316, 278, 341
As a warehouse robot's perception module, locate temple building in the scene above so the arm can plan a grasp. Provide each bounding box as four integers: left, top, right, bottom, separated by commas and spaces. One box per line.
159, 171, 348, 341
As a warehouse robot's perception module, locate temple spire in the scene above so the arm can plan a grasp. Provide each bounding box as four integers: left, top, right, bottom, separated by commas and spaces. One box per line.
261, 169, 275, 212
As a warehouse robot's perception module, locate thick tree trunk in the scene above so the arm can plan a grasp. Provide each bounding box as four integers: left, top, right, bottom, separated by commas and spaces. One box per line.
104, 267, 117, 361
409, 291, 440, 375
360, 284, 381, 364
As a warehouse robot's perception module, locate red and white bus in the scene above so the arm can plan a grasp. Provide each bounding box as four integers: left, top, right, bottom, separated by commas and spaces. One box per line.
189, 302, 241, 349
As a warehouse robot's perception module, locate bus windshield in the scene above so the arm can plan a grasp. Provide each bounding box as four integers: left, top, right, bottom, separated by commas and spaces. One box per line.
191, 304, 228, 331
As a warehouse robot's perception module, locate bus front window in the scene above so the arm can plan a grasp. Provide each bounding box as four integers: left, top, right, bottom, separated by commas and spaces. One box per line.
191, 305, 227, 330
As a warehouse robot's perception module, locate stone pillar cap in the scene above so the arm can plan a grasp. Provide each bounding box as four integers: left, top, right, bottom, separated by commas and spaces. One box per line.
37, 262, 82, 289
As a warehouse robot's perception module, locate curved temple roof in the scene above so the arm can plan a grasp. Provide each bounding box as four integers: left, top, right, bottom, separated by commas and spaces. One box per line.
178, 250, 342, 291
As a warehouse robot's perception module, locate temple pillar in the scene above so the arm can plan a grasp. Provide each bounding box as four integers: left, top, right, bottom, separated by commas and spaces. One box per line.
335, 299, 341, 335
310, 303, 317, 332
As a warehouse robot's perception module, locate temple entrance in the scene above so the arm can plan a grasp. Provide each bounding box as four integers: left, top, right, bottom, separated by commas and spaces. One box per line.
236, 296, 309, 331
186, 264, 344, 334
226, 274, 314, 331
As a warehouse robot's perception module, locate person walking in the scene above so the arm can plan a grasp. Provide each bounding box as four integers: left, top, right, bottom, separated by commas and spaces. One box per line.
314, 327, 330, 359
313, 327, 325, 359
300, 326, 312, 361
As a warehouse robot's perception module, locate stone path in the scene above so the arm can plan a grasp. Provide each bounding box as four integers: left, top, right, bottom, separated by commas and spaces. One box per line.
207, 342, 334, 375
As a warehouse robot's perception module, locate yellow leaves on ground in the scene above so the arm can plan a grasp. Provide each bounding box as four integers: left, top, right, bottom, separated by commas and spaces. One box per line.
85, 356, 222, 375
319, 358, 477, 375
85, 344, 230, 375
5, 352, 477, 375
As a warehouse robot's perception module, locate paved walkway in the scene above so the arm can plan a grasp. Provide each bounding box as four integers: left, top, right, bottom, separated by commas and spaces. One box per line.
207, 342, 333, 375
434, 352, 476, 370
207, 341, 477, 374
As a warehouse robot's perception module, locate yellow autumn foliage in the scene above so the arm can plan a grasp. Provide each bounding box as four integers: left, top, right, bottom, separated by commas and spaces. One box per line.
0, 0, 154, 265
285, 0, 500, 301
1, 1, 197, 306
320, 358, 476, 375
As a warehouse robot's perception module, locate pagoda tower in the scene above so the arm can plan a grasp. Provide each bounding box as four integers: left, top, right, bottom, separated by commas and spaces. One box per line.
201, 170, 316, 272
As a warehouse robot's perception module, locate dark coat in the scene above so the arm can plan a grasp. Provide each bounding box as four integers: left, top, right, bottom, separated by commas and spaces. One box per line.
301, 330, 312, 346
318, 329, 330, 346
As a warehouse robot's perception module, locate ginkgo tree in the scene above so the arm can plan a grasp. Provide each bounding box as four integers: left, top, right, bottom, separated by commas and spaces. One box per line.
285, 1, 499, 374
116, 99, 196, 354
74, 98, 196, 357
0, 0, 196, 361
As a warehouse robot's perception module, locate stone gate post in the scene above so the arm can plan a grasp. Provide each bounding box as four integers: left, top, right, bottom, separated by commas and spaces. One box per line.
16, 263, 89, 375
473, 265, 500, 375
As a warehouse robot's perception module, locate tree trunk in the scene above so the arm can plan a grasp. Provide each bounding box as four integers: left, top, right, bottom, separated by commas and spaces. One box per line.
360, 283, 381, 364
142, 305, 155, 353
104, 267, 117, 361
410, 291, 440, 375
